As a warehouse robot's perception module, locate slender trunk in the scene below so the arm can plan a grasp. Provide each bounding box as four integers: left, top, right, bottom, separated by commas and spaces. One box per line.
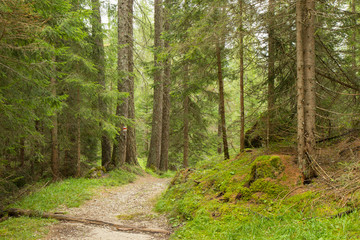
296, 0, 306, 174
217, 104, 222, 154
303, 0, 316, 178
126, 0, 138, 165
76, 88, 81, 177
147, 0, 163, 170
352, 0, 356, 72
216, 40, 229, 160
50, 74, 60, 181
239, 0, 245, 151
91, 0, 112, 168
296, 0, 316, 181
19, 138, 25, 167
160, 2, 171, 171
351, 0, 357, 128
267, 0, 275, 147
183, 64, 190, 168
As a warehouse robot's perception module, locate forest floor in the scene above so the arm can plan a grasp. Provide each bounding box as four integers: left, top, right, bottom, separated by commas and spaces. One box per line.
44, 175, 171, 240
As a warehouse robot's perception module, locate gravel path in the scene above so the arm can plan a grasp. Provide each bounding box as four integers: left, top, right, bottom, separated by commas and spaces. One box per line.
45, 175, 171, 240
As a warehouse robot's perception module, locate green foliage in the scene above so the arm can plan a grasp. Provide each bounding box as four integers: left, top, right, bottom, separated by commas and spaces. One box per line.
156, 153, 359, 239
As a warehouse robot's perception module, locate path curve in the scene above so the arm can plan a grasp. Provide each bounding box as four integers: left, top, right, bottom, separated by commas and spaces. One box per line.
45, 175, 171, 240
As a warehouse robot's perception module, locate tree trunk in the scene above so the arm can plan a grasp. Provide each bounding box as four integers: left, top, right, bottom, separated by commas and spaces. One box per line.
296, 0, 317, 181
91, 0, 112, 169
267, 0, 275, 148
63, 119, 77, 177
126, 0, 139, 166
160, 1, 171, 171
19, 137, 25, 167
351, 0, 357, 129
183, 64, 190, 168
50, 74, 60, 181
239, 0, 245, 152
147, 0, 163, 170
217, 104, 222, 154
113, 0, 130, 168
216, 40, 230, 160
76, 88, 81, 177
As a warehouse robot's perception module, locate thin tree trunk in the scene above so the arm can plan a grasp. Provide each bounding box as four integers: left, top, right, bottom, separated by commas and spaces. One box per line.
217, 104, 222, 154
239, 0, 245, 152
296, 0, 316, 181
352, 0, 356, 72
147, 0, 163, 170
91, 0, 112, 169
183, 64, 190, 168
126, 0, 139, 166
303, 0, 316, 179
160, 1, 171, 171
216, 40, 230, 160
351, 0, 357, 128
296, 0, 306, 175
19, 138, 25, 167
267, 0, 275, 148
50, 75, 60, 181
76, 88, 81, 177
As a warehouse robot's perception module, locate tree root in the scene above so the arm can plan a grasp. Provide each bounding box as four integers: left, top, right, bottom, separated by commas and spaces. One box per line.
6, 208, 171, 235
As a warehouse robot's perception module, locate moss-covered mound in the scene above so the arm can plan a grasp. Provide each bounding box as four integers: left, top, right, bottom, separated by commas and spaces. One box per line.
156, 153, 360, 240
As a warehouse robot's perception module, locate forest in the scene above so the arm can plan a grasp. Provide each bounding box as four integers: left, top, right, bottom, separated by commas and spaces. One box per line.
1, 0, 360, 239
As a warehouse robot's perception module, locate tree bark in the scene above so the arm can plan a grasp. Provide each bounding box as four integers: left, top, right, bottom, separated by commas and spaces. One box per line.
351, 0, 357, 129
183, 64, 190, 168
91, 0, 112, 169
160, 1, 171, 171
217, 104, 222, 154
113, 0, 130, 168
19, 137, 25, 167
147, 0, 163, 170
267, 0, 275, 148
125, 0, 139, 166
216, 40, 230, 160
50, 74, 60, 181
239, 0, 245, 152
296, 0, 317, 181
76, 88, 81, 177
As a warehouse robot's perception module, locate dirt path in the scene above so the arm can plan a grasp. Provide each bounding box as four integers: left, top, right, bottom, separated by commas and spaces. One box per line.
45, 175, 171, 240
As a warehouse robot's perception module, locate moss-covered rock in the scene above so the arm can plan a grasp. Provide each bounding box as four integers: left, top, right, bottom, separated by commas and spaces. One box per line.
86, 166, 106, 179
247, 155, 284, 186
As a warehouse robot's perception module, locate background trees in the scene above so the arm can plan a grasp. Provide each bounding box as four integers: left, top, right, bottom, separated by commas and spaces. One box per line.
0, 0, 359, 196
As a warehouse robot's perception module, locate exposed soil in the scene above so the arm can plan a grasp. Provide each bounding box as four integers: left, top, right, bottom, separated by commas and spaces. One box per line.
45, 175, 171, 240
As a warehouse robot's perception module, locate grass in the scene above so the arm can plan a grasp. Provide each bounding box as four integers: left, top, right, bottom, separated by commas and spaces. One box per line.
156, 152, 360, 239
0, 217, 55, 240
0, 168, 138, 240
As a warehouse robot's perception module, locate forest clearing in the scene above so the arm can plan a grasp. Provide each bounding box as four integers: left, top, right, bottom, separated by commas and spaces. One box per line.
1, 0, 360, 239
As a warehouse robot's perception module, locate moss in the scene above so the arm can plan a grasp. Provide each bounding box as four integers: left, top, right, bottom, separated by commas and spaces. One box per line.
246, 155, 284, 187
250, 179, 287, 198
86, 166, 106, 179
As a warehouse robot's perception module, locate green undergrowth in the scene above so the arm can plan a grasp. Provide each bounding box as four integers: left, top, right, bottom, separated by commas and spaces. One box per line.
0, 167, 140, 240
156, 153, 360, 239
